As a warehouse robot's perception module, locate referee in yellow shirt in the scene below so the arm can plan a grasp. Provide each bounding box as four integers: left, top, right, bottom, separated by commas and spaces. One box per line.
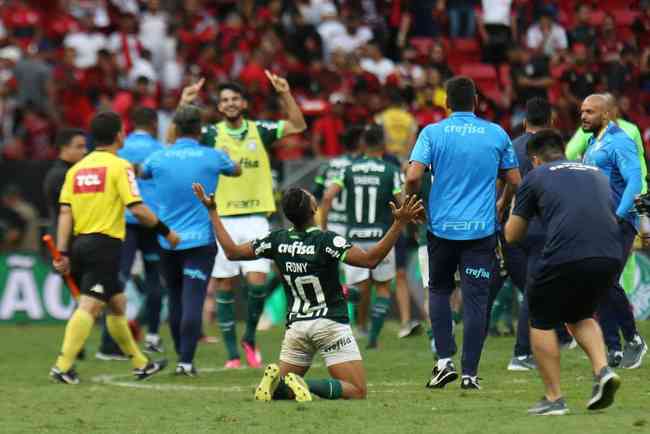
50, 112, 179, 384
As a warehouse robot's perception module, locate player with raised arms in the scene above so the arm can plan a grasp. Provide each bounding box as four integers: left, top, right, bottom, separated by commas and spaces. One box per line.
192, 184, 423, 401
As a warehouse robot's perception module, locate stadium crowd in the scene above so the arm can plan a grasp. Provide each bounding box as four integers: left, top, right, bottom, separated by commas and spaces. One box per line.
1, 0, 650, 161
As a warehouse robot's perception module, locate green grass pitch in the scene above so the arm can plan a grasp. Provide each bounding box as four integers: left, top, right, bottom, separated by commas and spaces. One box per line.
2, 321, 649, 434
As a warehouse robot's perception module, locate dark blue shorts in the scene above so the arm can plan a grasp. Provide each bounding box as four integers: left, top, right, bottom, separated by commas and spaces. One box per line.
528, 257, 620, 330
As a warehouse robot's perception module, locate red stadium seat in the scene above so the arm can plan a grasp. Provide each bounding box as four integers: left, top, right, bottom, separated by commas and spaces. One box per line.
590, 10, 606, 26
459, 63, 496, 81
452, 38, 481, 55
612, 9, 639, 26
409, 37, 435, 55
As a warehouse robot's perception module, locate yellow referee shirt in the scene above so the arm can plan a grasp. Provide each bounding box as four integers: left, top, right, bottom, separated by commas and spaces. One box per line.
59, 150, 142, 240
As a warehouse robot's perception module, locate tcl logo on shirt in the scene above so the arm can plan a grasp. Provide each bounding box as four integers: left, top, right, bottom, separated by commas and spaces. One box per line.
73, 167, 107, 193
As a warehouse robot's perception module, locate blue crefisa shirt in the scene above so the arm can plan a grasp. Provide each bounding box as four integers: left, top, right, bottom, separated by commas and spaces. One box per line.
119, 131, 164, 224
142, 137, 237, 250
410, 112, 518, 240
583, 122, 643, 229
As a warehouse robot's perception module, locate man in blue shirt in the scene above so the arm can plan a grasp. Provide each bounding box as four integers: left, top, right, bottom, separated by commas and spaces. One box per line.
96, 108, 166, 360
141, 105, 241, 375
405, 76, 521, 390
581, 94, 647, 370
505, 129, 622, 415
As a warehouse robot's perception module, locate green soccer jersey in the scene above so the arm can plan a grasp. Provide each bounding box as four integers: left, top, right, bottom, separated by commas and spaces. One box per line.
251, 227, 353, 325
312, 154, 355, 226
335, 156, 402, 241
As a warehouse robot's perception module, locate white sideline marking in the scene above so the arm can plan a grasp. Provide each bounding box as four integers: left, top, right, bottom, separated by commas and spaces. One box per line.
90, 368, 423, 393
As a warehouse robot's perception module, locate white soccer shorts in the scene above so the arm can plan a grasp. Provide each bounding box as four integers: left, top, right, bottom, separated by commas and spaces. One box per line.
343, 241, 396, 285
418, 245, 429, 288
211, 215, 271, 278
279, 318, 362, 367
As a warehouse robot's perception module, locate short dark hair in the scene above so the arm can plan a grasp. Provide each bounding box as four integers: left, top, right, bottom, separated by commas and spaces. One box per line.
217, 82, 247, 100
527, 129, 565, 162
342, 125, 364, 151
445, 76, 476, 112
132, 107, 158, 129
55, 128, 85, 149
362, 123, 384, 149
173, 104, 203, 137
90, 112, 122, 146
281, 188, 313, 228
525, 98, 552, 128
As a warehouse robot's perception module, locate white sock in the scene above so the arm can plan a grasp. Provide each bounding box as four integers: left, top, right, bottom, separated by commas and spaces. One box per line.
437, 358, 452, 370
178, 362, 192, 371
462, 375, 477, 381
631, 335, 642, 345
146, 333, 160, 343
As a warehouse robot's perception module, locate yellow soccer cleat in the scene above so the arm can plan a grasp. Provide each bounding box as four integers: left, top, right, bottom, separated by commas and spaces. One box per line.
254, 363, 280, 402
285, 372, 313, 402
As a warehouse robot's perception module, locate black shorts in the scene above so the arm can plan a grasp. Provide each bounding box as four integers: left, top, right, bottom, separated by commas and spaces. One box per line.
528, 257, 621, 330
71, 233, 122, 303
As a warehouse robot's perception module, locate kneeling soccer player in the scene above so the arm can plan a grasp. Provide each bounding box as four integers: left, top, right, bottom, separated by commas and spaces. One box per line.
193, 184, 423, 400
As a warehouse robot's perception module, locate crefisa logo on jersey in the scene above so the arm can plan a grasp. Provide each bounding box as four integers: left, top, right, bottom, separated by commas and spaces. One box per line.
278, 241, 316, 256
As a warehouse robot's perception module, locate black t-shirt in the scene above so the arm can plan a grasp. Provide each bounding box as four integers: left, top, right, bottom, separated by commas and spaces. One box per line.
43, 159, 74, 234
513, 160, 622, 266
511, 56, 550, 105
561, 66, 599, 100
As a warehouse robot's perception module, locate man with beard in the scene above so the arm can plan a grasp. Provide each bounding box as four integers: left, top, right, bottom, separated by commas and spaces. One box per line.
178, 72, 307, 368
580, 94, 647, 369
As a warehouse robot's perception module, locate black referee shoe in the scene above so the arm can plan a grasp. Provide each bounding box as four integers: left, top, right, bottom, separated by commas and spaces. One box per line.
133, 359, 167, 381
50, 366, 80, 385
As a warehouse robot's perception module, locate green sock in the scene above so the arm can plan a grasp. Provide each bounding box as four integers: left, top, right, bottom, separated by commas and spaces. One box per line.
243, 283, 267, 345
306, 379, 343, 399
216, 291, 239, 360
368, 296, 391, 346
272, 378, 292, 400
346, 286, 361, 304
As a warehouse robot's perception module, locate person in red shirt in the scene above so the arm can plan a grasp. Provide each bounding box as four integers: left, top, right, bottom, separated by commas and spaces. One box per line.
2, 0, 41, 48
311, 95, 346, 157
52, 46, 93, 128
597, 15, 624, 64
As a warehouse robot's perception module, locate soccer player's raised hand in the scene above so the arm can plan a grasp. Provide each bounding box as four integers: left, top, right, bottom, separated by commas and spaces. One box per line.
180, 78, 205, 106
192, 182, 216, 210
265, 70, 290, 94
390, 195, 425, 225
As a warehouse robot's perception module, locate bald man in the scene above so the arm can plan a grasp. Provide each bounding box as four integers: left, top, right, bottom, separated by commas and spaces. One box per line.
580, 94, 647, 369
567, 93, 647, 188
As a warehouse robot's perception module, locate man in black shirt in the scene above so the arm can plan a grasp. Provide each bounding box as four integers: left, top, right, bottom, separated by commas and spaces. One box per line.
505, 129, 622, 416
43, 129, 87, 235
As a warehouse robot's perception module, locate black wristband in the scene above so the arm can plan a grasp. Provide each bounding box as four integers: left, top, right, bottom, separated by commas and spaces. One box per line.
59, 251, 69, 257
154, 220, 171, 236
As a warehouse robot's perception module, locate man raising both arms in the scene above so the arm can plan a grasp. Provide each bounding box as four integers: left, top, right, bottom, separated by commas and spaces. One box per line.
179, 72, 307, 368
193, 184, 423, 400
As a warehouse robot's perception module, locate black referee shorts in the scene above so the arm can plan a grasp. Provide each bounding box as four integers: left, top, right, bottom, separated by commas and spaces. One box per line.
71, 233, 123, 303
527, 257, 621, 330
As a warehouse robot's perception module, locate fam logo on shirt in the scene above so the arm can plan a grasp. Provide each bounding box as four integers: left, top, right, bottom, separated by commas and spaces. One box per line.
73, 167, 107, 194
